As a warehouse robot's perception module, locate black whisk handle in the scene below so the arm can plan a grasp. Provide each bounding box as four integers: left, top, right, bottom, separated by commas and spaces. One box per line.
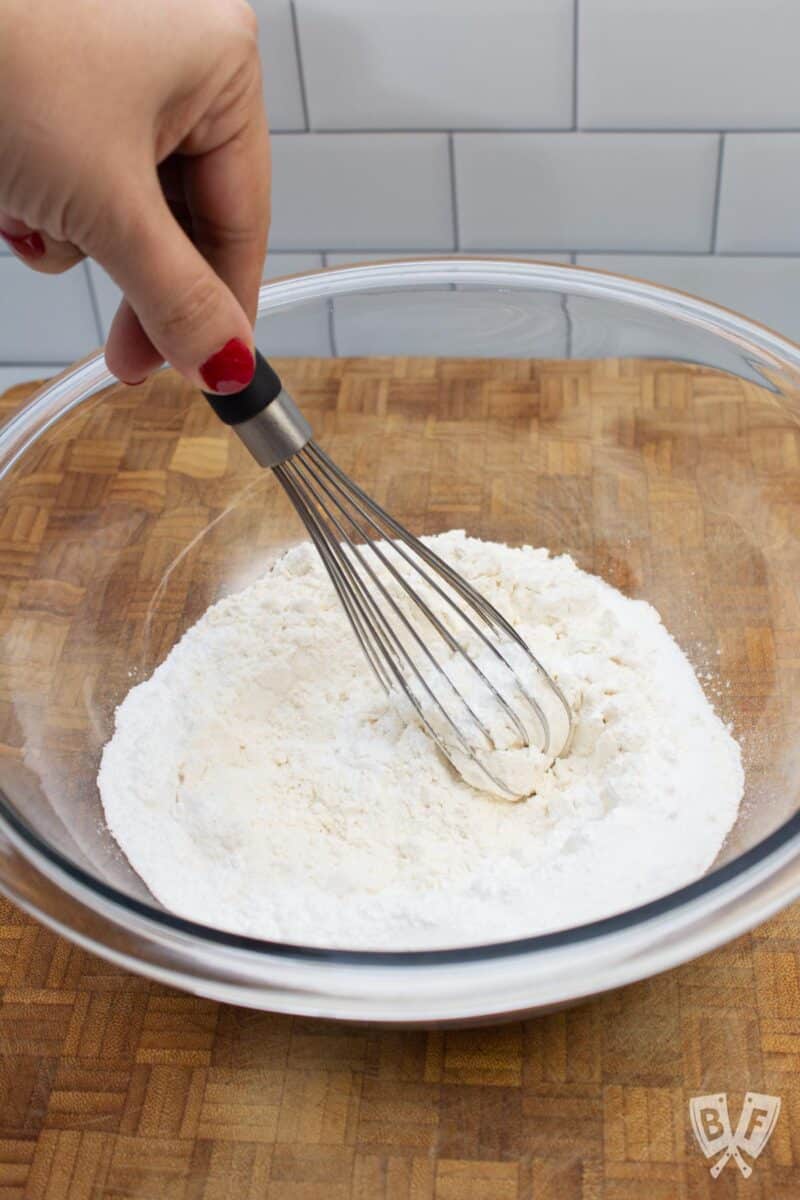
203, 350, 282, 426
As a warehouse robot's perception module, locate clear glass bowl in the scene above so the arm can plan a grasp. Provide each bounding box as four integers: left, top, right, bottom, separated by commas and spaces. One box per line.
1, 258, 799, 1024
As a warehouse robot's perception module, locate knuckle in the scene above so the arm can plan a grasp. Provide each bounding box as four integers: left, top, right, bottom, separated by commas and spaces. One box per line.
192, 210, 262, 250
157, 272, 219, 344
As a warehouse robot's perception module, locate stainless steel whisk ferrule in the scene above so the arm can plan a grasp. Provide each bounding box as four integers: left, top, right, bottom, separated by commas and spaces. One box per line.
204, 352, 573, 798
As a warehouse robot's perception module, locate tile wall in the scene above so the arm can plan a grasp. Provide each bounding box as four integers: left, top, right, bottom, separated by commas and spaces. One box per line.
2, 0, 800, 383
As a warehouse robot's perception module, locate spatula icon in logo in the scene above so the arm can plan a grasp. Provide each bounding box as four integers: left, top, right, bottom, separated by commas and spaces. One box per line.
689, 1092, 781, 1178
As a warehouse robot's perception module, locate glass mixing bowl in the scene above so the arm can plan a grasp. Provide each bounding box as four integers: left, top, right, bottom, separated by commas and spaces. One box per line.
1, 258, 799, 1024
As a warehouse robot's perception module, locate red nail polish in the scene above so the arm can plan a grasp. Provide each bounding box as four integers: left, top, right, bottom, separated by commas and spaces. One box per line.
199, 338, 255, 394
0, 229, 45, 259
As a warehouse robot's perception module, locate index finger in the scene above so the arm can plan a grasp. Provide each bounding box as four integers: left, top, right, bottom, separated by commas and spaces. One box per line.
181, 85, 271, 326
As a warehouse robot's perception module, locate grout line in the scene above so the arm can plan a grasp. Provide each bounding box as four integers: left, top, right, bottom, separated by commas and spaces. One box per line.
713, 250, 800, 258
0, 361, 73, 369
271, 127, 575, 137
710, 134, 726, 252
577, 249, 800, 259
545, 248, 800, 258
275, 248, 433, 256
463, 247, 712, 257
312, 252, 337, 351
289, 1, 311, 132
270, 246, 468, 255
271, 246, 800, 260
273, 247, 574, 256
84, 261, 105, 345
578, 126, 800, 135
447, 134, 460, 250
270, 127, 800, 137
326, 298, 339, 357
560, 292, 574, 359
572, 0, 580, 130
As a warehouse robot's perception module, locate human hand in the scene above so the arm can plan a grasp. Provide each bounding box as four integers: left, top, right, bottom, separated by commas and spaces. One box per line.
0, 0, 269, 393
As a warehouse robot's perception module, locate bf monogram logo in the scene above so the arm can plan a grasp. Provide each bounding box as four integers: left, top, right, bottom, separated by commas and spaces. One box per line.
689, 1092, 781, 1178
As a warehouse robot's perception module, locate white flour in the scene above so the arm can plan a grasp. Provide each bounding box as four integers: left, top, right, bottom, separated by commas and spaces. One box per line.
98, 531, 744, 950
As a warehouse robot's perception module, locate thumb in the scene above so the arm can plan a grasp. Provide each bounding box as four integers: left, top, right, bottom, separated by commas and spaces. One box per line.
94, 182, 255, 395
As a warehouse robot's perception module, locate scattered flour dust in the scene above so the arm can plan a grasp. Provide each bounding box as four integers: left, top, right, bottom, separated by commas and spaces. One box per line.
98, 531, 744, 950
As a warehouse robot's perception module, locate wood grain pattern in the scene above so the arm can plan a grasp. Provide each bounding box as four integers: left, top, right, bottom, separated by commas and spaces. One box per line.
0, 361, 799, 1198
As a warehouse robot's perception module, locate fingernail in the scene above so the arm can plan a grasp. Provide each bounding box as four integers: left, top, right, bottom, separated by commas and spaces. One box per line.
121, 377, 147, 387
0, 229, 45, 259
199, 338, 255, 394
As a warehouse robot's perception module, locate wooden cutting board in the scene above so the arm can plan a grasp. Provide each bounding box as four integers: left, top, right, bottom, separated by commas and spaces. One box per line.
0, 364, 799, 1200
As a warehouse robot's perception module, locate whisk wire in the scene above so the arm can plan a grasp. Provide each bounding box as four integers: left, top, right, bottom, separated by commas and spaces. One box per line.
303, 445, 537, 748
289, 451, 526, 750
278, 468, 391, 688
282, 462, 496, 755
305, 444, 573, 749
276, 455, 519, 797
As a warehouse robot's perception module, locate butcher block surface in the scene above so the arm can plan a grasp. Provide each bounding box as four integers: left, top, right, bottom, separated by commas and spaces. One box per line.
0, 362, 799, 1199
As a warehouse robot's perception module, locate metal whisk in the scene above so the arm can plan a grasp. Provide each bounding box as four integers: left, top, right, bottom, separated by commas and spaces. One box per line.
204, 351, 572, 798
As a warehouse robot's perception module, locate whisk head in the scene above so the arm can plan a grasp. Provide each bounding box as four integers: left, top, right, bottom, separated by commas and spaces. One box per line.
273, 442, 573, 799
204, 352, 573, 798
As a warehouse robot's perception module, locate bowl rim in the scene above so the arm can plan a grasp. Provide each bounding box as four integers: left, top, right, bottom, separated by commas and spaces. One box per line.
2, 254, 800, 966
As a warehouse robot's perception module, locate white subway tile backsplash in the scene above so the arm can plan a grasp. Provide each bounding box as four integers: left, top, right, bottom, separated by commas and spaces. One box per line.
332, 286, 568, 358
579, 0, 800, 130
87, 263, 122, 340
270, 134, 453, 249
252, 0, 307, 131
575, 255, 800, 344
325, 255, 572, 356
265, 252, 323, 279
325, 252, 450, 266
454, 134, 718, 252
323, 253, 566, 313
295, 0, 573, 131
324, 252, 574, 357
716, 135, 800, 254
0, 259, 99, 363
258, 252, 331, 355
0, 365, 68, 392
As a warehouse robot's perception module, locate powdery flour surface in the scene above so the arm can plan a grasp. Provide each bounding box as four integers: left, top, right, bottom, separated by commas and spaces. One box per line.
99, 532, 744, 950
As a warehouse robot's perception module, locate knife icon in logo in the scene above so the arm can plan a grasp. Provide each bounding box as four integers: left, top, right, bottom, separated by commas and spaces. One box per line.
689, 1092, 781, 1178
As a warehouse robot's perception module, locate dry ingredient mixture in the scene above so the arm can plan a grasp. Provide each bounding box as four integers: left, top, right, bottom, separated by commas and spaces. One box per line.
99, 532, 744, 950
